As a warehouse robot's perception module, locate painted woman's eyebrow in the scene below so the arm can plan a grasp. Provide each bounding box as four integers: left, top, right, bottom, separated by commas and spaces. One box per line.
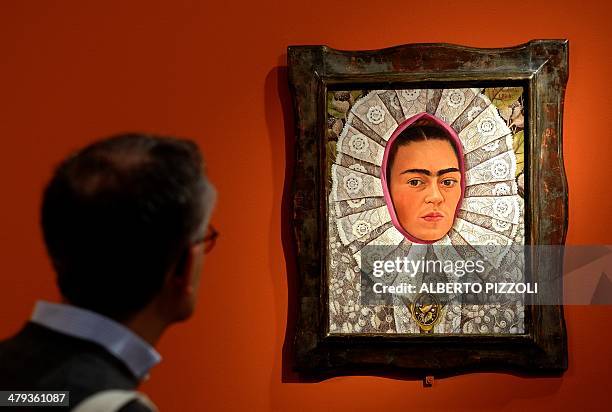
437, 167, 460, 176
400, 168, 431, 176
400, 167, 460, 176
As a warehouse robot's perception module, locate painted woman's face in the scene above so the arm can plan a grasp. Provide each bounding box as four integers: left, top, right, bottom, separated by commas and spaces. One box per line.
389, 139, 461, 242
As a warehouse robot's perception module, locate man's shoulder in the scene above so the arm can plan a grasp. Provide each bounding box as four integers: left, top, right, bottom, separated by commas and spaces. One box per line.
0, 322, 140, 406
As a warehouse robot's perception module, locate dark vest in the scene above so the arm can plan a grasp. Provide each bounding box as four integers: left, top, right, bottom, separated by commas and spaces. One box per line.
0, 322, 153, 411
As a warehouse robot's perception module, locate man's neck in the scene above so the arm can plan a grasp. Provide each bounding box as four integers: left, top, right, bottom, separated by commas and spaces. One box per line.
60, 297, 168, 347
121, 308, 169, 347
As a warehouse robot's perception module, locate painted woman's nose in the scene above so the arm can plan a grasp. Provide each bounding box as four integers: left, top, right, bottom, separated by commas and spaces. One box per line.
424, 183, 443, 204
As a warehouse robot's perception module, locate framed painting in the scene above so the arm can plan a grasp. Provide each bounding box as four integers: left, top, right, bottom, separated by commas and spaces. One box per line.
287, 40, 568, 379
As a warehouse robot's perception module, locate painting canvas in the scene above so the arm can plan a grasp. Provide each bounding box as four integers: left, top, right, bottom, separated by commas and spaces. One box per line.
326, 87, 527, 335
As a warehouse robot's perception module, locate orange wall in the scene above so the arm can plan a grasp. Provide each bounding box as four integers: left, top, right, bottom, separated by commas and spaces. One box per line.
1, 1, 611, 411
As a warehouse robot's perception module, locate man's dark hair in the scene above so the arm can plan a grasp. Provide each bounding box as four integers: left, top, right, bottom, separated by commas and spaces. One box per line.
386, 123, 460, 182
41, 133, 208, 321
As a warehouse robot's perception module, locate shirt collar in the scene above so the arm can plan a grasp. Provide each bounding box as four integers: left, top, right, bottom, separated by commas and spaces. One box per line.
30, 300, 161, 380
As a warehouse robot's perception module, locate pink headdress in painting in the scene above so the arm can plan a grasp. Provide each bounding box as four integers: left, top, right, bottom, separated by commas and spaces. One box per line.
380, 112, 466, 244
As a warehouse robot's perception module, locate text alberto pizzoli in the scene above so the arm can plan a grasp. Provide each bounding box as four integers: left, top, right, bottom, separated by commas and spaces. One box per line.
369, 257, 537, 295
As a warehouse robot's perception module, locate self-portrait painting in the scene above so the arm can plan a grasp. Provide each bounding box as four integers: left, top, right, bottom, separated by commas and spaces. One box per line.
327, 87, 526, 335
289, 41, 568, 378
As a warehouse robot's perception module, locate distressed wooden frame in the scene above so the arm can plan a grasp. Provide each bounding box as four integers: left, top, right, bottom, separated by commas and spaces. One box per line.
287, 40, 568, 379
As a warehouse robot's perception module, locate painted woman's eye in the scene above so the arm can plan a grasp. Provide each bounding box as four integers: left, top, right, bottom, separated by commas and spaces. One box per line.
441, 179, 457, 187
408, 179, 423, 187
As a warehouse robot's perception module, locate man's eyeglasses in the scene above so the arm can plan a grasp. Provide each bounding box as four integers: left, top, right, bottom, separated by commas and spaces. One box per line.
195, 224, 219, 254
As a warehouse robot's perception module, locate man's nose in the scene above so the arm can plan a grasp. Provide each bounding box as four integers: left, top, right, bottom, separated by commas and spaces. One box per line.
425, 183, 443, 204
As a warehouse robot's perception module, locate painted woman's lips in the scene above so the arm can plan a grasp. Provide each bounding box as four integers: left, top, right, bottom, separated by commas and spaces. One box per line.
421, 212, 443, 222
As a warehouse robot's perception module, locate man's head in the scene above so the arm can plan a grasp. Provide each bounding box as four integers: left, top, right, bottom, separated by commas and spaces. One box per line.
41, 133, 216, 322
385, 118, 464, 242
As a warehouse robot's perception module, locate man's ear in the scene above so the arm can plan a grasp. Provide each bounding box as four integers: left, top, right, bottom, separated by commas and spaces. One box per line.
172, 246, 197, 293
